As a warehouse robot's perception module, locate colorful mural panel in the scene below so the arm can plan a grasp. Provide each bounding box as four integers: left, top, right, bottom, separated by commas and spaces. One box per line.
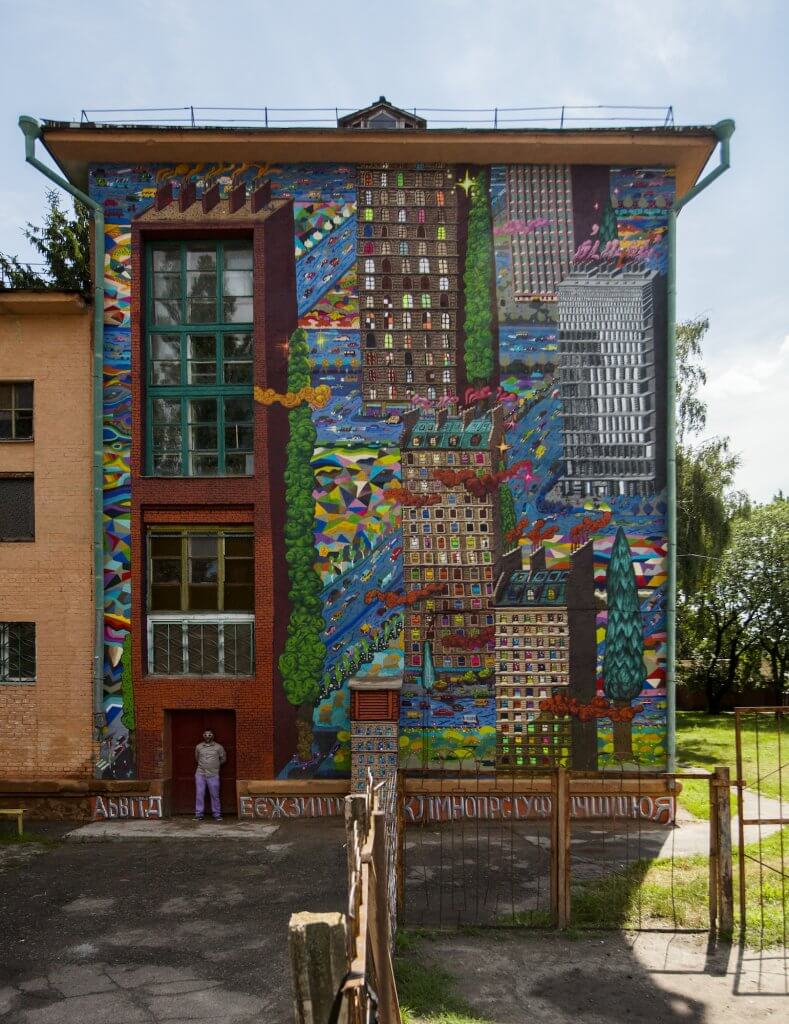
91, 150, 672, 781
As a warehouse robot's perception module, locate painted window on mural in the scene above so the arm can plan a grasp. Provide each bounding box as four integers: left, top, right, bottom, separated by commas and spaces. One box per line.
146, 241, 253, 477
0, 383, 33, 440
146, 529, 254, 676
0, 622, 36, 682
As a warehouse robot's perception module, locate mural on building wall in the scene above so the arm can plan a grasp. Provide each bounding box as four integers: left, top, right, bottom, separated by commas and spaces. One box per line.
91, 154, 671, 780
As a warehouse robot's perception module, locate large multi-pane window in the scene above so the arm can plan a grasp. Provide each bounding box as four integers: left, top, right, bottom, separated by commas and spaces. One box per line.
0, 622, 36, 682
0, 383, 33, 440
147, 529, 254, 676
146, 241, 254, 477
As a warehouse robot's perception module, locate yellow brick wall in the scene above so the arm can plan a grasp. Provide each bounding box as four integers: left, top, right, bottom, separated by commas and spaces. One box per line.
0, 296, 94, 778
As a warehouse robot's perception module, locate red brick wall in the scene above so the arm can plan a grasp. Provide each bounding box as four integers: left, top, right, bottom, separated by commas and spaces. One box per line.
129, 212, 297, 782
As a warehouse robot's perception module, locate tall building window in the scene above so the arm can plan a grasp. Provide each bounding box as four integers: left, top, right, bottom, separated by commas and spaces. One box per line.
364, 208, 373, 221
146, 240, 254, 477
147, 528, 254, 676
402, 294, 414, 309
421, 294, 431, 309
437, 225, 447, 240
403, 312, 412, 329
441, 312, 451, 329
396, 172, 404, 187
419, 258, 430, 273
436, 191, 445, 206
399, 241, 409, 255
398, 209, 407, 223
0, 622, 36, 682
0, 383, 33, 440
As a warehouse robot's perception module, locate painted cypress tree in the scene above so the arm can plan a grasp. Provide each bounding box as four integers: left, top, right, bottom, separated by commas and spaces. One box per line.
463, 171, 496, 385
278, 328, 326, 761
120, 633, 135, 733
602, 527, 645, 759
597, 196, 618, 249
422, 640, 436, 693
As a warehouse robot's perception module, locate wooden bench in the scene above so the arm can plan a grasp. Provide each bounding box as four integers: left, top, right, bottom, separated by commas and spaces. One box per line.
0, 808, 24, 836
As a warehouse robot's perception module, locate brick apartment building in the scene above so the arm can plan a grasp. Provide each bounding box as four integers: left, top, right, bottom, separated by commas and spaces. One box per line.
0, 292, 94, 780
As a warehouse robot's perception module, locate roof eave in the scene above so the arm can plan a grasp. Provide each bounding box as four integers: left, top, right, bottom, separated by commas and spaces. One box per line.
38, 123, 719, 198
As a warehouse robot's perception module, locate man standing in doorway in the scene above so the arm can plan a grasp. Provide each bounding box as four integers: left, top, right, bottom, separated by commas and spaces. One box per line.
194, 730, 226, 821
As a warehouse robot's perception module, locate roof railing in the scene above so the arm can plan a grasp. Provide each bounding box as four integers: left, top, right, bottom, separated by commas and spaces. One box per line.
71, 104, 675, 130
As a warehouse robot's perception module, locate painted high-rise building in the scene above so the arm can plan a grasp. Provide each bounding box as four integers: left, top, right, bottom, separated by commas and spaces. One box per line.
558, 265, 663, 499
505, 165, 574, 302
400, 405, 519, 675
493, 541, 596, 770
357, 164, 465, 415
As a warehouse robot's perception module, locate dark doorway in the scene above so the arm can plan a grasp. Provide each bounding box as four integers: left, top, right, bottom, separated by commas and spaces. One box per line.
170, 710, 237, 815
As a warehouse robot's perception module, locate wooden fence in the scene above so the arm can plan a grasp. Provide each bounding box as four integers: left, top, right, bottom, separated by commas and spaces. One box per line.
289, 772, 401, 1024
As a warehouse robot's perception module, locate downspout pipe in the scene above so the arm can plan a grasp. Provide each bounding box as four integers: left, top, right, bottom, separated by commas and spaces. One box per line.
18, 115, 106, 741
666, 118, 734, 771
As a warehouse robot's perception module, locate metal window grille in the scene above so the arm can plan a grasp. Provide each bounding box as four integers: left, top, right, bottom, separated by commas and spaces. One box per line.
0, 622, 36, 681
148, 615, 254, 676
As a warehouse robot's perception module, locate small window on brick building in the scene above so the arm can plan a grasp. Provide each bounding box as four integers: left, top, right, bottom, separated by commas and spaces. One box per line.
0, 383, 33, 440
0, 475, 34, 540
0, 622, 36, 682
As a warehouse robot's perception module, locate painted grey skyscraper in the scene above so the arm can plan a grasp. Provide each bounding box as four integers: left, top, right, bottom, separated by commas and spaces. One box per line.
558, 265, 663, 499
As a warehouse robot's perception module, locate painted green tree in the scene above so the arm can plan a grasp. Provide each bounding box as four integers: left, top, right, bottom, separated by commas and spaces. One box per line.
422, 640, 436, 693
602, 527, 645, 759
597, 196, 618, 249
463, 171, 496, 385
278, 327, 326, 762
499, 483, 516, 541
120, 633, 135, 733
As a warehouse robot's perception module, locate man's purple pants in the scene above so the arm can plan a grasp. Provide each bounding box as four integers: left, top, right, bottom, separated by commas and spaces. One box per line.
195, 772, 221, 819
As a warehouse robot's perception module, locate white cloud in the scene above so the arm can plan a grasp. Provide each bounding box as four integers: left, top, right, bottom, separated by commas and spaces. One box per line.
702, 333, 789, 501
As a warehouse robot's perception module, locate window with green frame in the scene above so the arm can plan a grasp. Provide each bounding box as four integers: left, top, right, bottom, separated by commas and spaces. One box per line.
146, 240, 254, 477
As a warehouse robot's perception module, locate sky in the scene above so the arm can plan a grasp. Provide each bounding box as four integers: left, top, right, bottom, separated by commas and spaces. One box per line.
0, 0, 786, 502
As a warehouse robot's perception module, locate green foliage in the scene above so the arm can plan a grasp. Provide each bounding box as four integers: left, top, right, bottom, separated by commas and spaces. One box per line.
676, 438, 739, 597
676, 318, 709, 442
498, 482, 516, 540
0, 189, 90, 291
462, 172, 496, 385
279, 329, 325, 709
602, 527, 644, 704
120, 633, 135, 732
396, 945, 494, 1024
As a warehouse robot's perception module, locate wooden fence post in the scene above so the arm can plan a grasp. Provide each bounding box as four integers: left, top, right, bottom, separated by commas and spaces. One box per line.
371, 809, 401, 1024
551, 766, 571, 928
713, 766, 734, 936
708, 773, 719, 933
288, 911, 348, 1024
345, 793, 368, 892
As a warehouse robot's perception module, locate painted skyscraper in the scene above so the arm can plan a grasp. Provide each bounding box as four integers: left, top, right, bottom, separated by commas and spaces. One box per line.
400, 405, 519, 675
557, 265, 663, 499
357, 164, 465, 415
505, 165, 574, 301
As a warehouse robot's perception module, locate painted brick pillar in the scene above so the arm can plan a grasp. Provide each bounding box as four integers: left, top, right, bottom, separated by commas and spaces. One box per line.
349, 674, 402, 793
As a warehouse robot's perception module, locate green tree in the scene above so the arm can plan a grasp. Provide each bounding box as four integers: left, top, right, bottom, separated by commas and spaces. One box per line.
603, 527, 645, 758
0, 189, 90, 291
463, 171, 496, 385
278, 328, 326, 761
732, 499, 789, 704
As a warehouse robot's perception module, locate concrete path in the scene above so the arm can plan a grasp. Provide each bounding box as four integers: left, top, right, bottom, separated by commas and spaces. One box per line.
0, 820, 348, 1023
66, 819, 280, 841
402, 930, 789, 1022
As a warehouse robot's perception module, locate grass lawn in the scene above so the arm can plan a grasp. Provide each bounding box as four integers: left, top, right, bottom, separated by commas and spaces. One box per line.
396, 932, 494, 1024
571, 825, 789, 948
675, 711, 789, 818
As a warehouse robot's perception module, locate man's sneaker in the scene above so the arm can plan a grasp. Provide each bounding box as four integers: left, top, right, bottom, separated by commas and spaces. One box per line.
213, 816, 223, 822
194, 816, 204, 821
